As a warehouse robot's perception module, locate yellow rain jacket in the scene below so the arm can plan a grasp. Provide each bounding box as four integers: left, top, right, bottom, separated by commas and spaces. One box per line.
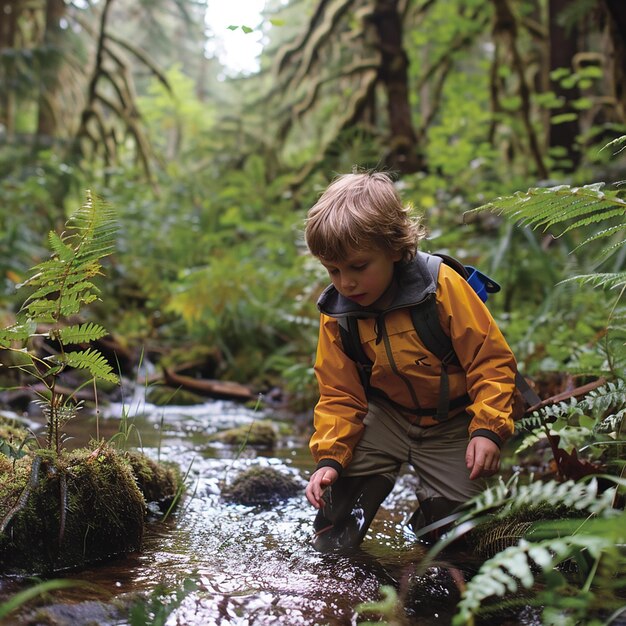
310, 253, 517, 474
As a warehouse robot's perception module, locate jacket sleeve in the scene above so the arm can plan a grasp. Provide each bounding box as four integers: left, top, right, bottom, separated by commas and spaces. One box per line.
437, 264, 516, 445
309, 314, 369, 472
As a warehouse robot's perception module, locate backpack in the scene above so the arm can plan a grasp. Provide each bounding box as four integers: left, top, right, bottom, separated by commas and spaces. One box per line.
337, 252, 541, 422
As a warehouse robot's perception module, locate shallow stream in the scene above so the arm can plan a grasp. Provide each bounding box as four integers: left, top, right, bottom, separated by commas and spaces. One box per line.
0, 392, 534, 625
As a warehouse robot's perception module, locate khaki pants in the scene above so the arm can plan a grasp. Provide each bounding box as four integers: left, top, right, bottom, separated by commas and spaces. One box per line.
343, 400, 485, 504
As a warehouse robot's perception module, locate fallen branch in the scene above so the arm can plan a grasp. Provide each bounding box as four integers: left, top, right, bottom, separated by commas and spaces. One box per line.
525, 377, 607, 414
162, 368, 253, 402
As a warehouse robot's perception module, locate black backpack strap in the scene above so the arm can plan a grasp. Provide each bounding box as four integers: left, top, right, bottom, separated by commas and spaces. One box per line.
409, 296, 460, 422
515, 370, 542, 409
337, 316, 373, 391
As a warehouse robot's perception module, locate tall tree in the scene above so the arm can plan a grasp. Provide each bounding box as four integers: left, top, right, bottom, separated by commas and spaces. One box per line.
603, 0, 626, 123
36, 0, 66, 140
268, 0, 423, 174
548, 0, 581, 170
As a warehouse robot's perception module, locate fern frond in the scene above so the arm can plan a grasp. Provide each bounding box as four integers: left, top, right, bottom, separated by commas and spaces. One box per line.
560, 272, 626, 290
17, 193, 116, 326
515, 413, 548, 431
48, 231, 74, 262
580, 379, 626, 411
475, 184, 626, 242
461, 475, 617, 523
58, 323, 108, 344
576, 224, 626, 248
63, 349, 118, 383
0, 322, 37, 348
601, 135, 626, 154
453, 536, 613, 625
65, 193, 117, 263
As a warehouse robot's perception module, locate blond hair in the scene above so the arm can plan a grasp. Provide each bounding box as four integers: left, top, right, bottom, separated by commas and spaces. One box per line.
305, 172, 425, 263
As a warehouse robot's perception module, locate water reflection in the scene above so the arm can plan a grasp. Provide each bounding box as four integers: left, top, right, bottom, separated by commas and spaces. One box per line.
0, 398, 495, 625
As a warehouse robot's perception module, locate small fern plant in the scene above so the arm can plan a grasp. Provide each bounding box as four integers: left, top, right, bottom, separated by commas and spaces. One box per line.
431, 475, 626, 625
0, 191, 119, 454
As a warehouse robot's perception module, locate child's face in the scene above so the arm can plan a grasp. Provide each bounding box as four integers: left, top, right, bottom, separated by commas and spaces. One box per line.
320, 246, 402, 308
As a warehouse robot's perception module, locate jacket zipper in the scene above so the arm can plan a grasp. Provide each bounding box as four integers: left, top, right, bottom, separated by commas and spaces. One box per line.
378, 315, 421, 408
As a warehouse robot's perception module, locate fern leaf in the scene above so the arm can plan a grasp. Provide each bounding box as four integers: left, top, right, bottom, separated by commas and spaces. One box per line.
58, 323, 108, 344
0, 322, 37, 348
63, 349, 118, 383
601, 135, 626, 153
475, 185, 626, 240
561, 272, 626, 290
59, 292, 99, 317
461, 476, 617, 524
576, 224, 626, 248
48, 232, 74, 261
453, 536, 612, 625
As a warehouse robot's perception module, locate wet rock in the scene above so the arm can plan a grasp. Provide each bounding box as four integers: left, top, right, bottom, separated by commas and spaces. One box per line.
0, 445, 144, 575
404, 565, 463, 622
124, 450, 181, 512
221, 466, 302, 506
209, 421, 277, 449
0, 442, 180, 575
17, 599, 124, 626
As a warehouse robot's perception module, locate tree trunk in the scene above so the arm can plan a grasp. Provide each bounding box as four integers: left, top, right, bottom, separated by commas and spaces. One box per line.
36, 0, 66, 141
603, 0, 626, 123
371, 0, 423, 173
0, 0, 18, 140
549, 0, 581, 169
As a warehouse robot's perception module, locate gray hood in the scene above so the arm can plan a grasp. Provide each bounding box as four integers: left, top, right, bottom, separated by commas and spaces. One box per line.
317, 252, 437, 319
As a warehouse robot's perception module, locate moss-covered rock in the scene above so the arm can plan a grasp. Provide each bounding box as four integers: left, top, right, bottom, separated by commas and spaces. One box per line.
221, 466, 302, 506
145, 384, 206, 406
0, 443, 145, 575
125, 450, 181, 509
209, 421, 277, 449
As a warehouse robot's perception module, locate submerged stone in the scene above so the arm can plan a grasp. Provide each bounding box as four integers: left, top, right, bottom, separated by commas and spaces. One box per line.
221, 466, 302, 506
209, 421, 277, 449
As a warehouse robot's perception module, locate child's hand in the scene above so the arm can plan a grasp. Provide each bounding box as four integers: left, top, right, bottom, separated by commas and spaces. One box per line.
466, 436, 500, 480
306, 467, 339, 508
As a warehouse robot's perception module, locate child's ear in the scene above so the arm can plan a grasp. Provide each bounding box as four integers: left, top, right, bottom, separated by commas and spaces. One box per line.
390, 250, 403, 263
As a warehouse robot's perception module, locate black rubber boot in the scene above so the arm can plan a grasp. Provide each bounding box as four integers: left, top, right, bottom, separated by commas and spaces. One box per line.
312, 474, 395, 553
408, 497, 465, 545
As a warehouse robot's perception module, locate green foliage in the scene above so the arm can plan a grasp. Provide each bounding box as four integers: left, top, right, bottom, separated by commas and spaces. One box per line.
475, 160, 626, 381
423, 473, 626, 625
0, 192, 119, 452
0, 579, 86, 621
515, 379, 626, 471
476, 183, 626, 271
128, 577, 199, 626
356, 585, 403, 626
453, 531, 624, 626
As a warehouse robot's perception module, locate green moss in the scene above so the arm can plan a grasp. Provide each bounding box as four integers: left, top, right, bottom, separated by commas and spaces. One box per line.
124, 451, 181, 506
221, 466, 302, 506
208, 421, 277, 449
0, 443, 145, 575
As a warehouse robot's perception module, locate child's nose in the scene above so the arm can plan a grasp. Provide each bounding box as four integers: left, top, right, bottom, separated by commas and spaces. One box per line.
341, 274, 356, 290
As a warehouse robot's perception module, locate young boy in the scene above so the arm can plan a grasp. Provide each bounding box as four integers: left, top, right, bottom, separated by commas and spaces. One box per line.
304, 171, 517, 551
